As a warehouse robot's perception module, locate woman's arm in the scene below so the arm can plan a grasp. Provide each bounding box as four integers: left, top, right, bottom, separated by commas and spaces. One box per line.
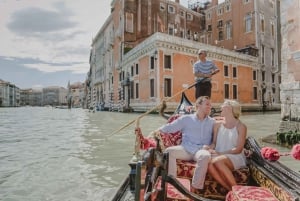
204, 122, 221, 151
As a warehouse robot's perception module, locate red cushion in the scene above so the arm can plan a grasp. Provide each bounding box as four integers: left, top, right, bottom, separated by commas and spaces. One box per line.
226, 185, 278, 201
155, 176, 190, 201
157, 114, 183, 150
159, 131, 182, 149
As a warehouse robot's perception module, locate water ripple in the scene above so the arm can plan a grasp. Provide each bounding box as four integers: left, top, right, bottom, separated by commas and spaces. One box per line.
1, 108, 294, 200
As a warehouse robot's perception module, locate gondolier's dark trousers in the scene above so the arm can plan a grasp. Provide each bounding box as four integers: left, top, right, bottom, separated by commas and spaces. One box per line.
195, 81, 212, 99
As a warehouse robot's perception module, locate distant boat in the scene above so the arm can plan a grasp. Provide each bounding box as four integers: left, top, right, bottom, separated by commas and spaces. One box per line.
54, 106, 69, 109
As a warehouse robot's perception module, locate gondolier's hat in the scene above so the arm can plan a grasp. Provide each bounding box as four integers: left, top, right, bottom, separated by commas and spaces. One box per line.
197, 49, 207, 55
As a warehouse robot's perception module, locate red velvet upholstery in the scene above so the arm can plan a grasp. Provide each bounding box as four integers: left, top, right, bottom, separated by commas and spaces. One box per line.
156, 120, 250, 200
226, 185, 278, 201
154, 176, 191, 201
176, 159, 249, 199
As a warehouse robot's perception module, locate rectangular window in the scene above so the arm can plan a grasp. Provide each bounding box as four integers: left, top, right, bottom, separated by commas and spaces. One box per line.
164, 78, 172, 97
253, 87, 258, 100
272, 74, 275, 83
180, 10, 185, 17
207, 11, 211, 20
232, 66, 237, 78
150, 79, 155, 97
253, 70, 257, 80
207, 24, 212, 32
225, 4, 231, 12
168, 5, 175, 13
271, 21, 275, 37
226, 21, 232, 39
271, 48, 275, 66
130, 81, 134, 99
164, 55, 172, 69
262, 71, 265, 81
131, 66, 134, 76
186, 13, 193, 21
224, 84, 229, 99
218, 31, 223, 41
150, 56, 155, 69
217, 7, 223, 15
245, 13, 252, 32
135, 83, 139, 99
233, 85, 237, 99
168, 24, 174, 35
224, 65, 229, 77
260, 14, 265, 33
217, 20, 223, 28
125, 12, 134, 33
160, 3, 165, 11
119, 72, 122, 81
135, 63, 139, 75
261, 45, 265, 64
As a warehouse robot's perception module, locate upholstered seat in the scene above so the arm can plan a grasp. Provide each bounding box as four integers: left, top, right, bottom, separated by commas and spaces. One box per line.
155, 128, 250, 200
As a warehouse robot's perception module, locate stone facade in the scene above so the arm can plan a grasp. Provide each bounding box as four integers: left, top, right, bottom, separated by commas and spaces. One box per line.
280, 0, 300, 122
200, 0, 281, 108
87, 0, 280, 112
121, 32, 259, 112
0, 79, 20, 107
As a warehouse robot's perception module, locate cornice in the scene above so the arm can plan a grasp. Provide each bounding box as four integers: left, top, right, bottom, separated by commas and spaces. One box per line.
121, 32, 258, 69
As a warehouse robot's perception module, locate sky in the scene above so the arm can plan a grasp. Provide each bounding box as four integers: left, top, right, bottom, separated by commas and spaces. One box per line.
0, 0, 111, 89
0, 0, 190, 89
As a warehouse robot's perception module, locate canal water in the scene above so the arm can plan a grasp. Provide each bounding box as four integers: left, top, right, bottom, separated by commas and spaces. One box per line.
0, 107, 298, 201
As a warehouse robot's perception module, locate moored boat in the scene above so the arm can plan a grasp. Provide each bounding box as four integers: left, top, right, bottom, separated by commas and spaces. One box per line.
110, 93, 300, 201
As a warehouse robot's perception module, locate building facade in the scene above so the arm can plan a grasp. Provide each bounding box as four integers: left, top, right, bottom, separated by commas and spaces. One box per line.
0, 79, 20, 107
69, 82, 85, 108
41, 87, 67, 106
87, 0, 280, 112
280, 0, 300, 123
121, 32, 259, 112
194, 0, 281, 107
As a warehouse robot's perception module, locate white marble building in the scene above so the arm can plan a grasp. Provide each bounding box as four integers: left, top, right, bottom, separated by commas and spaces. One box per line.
280, 0, 300, 125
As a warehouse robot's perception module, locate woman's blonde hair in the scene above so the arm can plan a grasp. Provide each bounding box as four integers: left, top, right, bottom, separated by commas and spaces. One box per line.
222, 99, 241, 119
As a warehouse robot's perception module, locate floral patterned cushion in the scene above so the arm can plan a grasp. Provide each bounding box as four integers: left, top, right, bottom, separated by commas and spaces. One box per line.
157, 131, 182, 150
154, 176, 191, 201
176, 159, 250, 200
156, 114, 182, 150
226, 185, 278, 201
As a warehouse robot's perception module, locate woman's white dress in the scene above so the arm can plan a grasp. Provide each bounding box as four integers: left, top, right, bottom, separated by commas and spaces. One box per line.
215, 124, 246, 169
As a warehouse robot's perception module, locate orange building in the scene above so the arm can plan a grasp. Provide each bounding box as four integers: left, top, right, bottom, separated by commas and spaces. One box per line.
121, 32, 259, 112
87, 0, 276, 112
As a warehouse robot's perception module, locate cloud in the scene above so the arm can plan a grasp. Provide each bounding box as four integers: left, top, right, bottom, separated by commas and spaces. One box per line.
0, 0, 111, 88
0, 56, 86, 88
1, 56, 86, 73
7, 5, 77, 36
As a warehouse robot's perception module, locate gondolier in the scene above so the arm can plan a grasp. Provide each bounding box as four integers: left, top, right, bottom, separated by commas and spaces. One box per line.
193, 49, 219, 99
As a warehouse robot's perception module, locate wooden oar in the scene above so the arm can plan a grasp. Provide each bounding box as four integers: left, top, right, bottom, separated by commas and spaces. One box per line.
107, 81, 199, 137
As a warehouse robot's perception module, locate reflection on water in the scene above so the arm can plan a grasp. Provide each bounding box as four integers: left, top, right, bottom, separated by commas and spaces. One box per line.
0, 107, 298, 200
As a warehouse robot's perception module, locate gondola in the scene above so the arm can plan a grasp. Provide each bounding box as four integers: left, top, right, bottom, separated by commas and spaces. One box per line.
110, 93, 300, 201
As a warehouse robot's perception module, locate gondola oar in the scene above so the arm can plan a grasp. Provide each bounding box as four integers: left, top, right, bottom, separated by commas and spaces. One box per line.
107, 81, 198, 138
108, 69, 219, 137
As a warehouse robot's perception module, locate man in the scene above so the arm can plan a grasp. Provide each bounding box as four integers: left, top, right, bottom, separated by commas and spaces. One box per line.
159, 96, 215, 189
193, 49, 219, 99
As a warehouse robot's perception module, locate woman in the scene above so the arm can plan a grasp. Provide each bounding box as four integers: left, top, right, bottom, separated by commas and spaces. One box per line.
207, 100, 247, 191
